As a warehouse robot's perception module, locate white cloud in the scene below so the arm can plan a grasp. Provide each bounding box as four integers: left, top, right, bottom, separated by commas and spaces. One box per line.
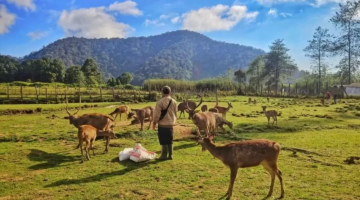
6, 0, 35, 11
58, 7, 134, 38
268, 9, 277, 16
144, 19, 165, 27
0, 5, 16, 34
280, 12, 292, 17
27, 31, 49, 40
171, 16, 180, 24
255, 0, 349, 7
181, 5, 258, 32
159, 14, 169, 20
108, 1, 142, 16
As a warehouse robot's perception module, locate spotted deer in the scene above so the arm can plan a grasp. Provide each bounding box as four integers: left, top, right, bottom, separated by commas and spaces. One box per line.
262, 106, 277, 125
77, 125, 117, 162
109, 105, 129, 121
214, 102, 233, 119
197, 135, 284, 200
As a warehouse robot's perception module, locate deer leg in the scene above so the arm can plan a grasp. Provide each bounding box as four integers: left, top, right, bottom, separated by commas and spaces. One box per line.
219, 124, 226, 134
226, 166, 238, 199
90, 139, 95, 156
85, 140, 90, 161
140, 120, 144, 131
276, 168, 284, 199
147, 117, 152, 130
104, 136, 109, 153
79, 140, 84, 163
267, 117, 270, 125
275, 116, 278, 125
196, 127, 201, 137
263, 165, 276, 198
119, 113, 122, 121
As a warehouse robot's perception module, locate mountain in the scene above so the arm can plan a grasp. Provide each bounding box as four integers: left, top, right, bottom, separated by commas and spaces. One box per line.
23, 30, 265, 84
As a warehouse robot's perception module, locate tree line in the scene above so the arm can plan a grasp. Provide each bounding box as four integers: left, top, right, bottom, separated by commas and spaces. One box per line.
0, 56, 133, 87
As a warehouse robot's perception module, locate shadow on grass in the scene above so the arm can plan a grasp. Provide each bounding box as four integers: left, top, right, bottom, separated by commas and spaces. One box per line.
27, 149, 78, 170
44, 159, 164, 188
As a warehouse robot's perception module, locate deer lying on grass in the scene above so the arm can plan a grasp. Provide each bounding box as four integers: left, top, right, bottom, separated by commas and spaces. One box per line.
178, 100, 197, 118
77, 125, 117, 162
214, 102, 233, 119
197, 135, 284, 200
214, 113, 233, 134
127, 106, 154, 131
201, 105, 208, 112
185, 98, 216, 137
262, 106, 278, 126
208, 108, 218, 113
109, 105, 129, 121
64, 99, 115, 152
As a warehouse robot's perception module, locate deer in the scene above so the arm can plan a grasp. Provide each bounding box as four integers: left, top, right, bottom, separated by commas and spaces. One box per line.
208, 108, 218, 113
64, 99, 115, 153
214, 113, 233, 134
109, 105, 129, 121
248, 97, 252, 103
196, 94, 202, 98
262, 106, 278, 126
201, 105, 208, 112
214, 102, 233, 119
267, 97, 270, 103
253, 99, 257, 104
185, 98, 216, 137
320, 98, 325, 105
77, 125, 117, 163
178, 100, 197, 118
127, 106, 154, 131
197, 135, 284, 200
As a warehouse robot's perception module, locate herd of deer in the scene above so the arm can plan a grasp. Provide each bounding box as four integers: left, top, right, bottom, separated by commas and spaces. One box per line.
63, 96, 283, 199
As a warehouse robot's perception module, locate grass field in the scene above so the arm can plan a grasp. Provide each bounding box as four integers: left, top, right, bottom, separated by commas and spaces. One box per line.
0, 96, 360, 200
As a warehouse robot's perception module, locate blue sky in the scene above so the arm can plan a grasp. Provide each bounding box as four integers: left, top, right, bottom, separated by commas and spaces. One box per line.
0, 0, 345, 71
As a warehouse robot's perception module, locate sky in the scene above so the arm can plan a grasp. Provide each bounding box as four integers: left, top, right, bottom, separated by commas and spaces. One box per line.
0, 0, 347, 71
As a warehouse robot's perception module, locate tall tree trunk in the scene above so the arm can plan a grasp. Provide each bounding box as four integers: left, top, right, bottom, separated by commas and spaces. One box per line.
348, 22, 351, 84
318, 41, 321, 95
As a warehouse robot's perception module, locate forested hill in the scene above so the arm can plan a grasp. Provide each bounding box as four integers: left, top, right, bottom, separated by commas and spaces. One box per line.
23, 30, 265, 84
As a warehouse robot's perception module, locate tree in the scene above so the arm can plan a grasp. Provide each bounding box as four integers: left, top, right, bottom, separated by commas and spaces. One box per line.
65, 66, 85, 85
263, 39, 297, 95
107, 78, 117, 87
0, 55, 18, 82
117, 72, 133, 85
234, 69, 246, 84
303, 27, 333, 94
330, 1, 360, 84
81, 58, 103, 86
246, 55, 265, 93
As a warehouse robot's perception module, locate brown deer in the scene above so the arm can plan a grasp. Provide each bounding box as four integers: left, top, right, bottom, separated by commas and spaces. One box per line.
178, 100, 197, 118
253, 99, 257, 104
214, 102, 233, 119
267, 97, 270, 103
77, 125, 117, 162
109, 105, 129, 121
262, 106, 278, 125
248, 97, 252, 103
208, 108, 218, 113
320, 98, 325, 105
197, 135, 284, 200
186, 98, 216, 136
64, 100, 115, 153
201, 105, 208, 112
214, 113, 233, 134
185, 98, 216, 137
127, 106, 154, 131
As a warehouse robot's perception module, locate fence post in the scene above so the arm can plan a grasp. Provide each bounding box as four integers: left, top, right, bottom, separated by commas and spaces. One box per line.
112, 88, 115, 100
65, 88, 67, 103
35, 86, 39, 102
55, 86, 58, 102
288, 83, 290, 96
45, 88, 48, 100
99, 86, 102, 101
7, 84, 9, 99
20, 86, 23, 99
306, 82, 308, 95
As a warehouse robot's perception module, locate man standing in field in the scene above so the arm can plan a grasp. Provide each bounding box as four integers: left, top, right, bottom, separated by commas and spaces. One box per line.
153, 86, 177, 160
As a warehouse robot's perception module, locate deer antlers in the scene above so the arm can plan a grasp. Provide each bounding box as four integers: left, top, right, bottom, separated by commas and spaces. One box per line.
185, 98, 203, 111
65, 95, 81, 116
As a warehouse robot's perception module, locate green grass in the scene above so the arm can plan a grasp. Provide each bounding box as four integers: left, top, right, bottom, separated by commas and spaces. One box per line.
0, 96, 360, 200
